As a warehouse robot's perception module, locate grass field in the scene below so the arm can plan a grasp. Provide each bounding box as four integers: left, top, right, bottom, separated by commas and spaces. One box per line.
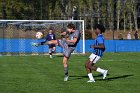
0, 53, 140, 93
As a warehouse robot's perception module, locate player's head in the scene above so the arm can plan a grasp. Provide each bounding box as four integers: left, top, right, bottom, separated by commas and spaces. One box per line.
95, 24, 105, 35
67, 23, 75, 33
49, 27, 53, 33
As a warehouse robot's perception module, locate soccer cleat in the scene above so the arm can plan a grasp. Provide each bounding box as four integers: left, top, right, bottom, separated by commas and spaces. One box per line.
87, 80, 95, 83
64, 76, 69, 81
103, 70, 108, 79
31, 42, 39, 47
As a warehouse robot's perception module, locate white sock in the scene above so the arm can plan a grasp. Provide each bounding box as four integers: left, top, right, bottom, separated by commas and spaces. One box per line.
50, 55, 52, 58
96, 68, 106, 74
88, 73, 94, 80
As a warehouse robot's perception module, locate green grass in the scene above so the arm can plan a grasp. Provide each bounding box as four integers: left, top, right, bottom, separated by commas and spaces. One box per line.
0, 53, 140, 93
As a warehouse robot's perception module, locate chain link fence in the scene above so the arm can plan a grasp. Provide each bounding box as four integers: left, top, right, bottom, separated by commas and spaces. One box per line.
0, 20, 84, 56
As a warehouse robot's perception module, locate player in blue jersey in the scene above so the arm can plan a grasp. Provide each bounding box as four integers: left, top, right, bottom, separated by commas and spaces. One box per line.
43, 28, 56, 58
32, 24, 80, 81
85, 24, 108, 83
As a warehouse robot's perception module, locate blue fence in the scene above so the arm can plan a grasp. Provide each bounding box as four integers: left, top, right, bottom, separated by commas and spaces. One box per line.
0, 39, 140, 53
85, 40, 140, 52
0, 39, 83, 53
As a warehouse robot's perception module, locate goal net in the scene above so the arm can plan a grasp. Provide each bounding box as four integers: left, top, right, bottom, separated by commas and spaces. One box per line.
0, 20, 85, 56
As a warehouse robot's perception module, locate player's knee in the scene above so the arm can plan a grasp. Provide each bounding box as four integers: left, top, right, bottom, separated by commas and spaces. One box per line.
92, 66, 97, 71
63, 61, 66, 64
87, 63, 92, 69
63, 61, 68, 67
63, 59, 68, 64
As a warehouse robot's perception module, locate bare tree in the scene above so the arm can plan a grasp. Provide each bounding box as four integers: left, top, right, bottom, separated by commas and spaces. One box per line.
108, 0, 114, 31
132, 0, 138, 31
122, 0, 127, 32
116, 0, 121, 31
127, 0, 133, 32
1, 0, 7, 19
59, 0, 69, 19
49, 0, 57, 19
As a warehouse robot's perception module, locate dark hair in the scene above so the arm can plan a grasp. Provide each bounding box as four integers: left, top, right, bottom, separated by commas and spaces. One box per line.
95, 24, 105, 33
49, 26, 54, 30
67, 23, 75, 30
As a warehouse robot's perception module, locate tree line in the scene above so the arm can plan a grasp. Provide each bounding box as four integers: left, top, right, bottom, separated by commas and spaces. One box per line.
1, 0, 140, 31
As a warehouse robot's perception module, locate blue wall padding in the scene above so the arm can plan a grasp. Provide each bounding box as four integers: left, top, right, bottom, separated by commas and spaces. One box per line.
0, 39, 140, 53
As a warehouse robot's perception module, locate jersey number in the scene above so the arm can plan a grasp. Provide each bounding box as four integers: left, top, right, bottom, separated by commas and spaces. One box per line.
51, 36, 54, 39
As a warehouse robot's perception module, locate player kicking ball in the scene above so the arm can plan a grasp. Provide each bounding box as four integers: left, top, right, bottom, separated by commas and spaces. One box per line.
85, 24, 108, 83
32, 23, 80, 81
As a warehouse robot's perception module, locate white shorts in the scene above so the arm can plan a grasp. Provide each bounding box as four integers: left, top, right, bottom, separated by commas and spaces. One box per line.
89, 53, 101, 64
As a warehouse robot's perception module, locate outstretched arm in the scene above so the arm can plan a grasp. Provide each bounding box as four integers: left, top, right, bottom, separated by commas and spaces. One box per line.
60, 32, 66, 36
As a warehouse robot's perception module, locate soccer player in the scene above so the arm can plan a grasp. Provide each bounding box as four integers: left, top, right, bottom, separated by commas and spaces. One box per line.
85, 24, 108, 83
32, 23, 80, 81
43, 28, 56, 58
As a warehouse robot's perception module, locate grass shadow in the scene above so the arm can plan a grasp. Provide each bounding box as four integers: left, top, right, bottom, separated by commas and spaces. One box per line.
69, 74, 133, 81
96, 74, 134, 81
69, 74, 107, 81
56, 55, 64, 57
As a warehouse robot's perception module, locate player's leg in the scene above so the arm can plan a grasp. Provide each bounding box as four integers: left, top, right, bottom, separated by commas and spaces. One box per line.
85, 60, 95, 82
63, 48, 74, 81
48, 40, 58, 45
88, 62, 97, 71
88, 62, 108, 80
56, 39, 74, 81
49, 47, 53, 58
87, 54, 108, 80
85, 60, 91, 73
32, 40, 58, 47
63, 56, 69, 81
52, 46, 56, 57
95, 66, 108, 79
86, 53, 100, 82
52, 46, 56, 53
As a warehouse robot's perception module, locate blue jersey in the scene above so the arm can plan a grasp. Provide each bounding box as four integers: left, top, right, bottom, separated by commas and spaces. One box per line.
93, 34, 105, 57
45, 33, 56, 41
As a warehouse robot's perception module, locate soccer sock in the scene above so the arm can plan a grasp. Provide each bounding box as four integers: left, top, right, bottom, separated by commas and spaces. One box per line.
52, 50, 55, 53
96, 68, 106, 74
88, 73, 94, 80
64, 67, 68, 77
49, 50, 52, 55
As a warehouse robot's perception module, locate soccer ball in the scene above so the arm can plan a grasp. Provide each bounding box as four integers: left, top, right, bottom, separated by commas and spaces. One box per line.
36, 32, 43, 39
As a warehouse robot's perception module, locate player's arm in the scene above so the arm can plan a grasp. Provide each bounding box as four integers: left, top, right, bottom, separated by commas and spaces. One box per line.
60, 31, 69, 36
90, 37, 105, 49
90, 43, 105, 49
60, 32, 66, 36
66, 37, 77, 43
